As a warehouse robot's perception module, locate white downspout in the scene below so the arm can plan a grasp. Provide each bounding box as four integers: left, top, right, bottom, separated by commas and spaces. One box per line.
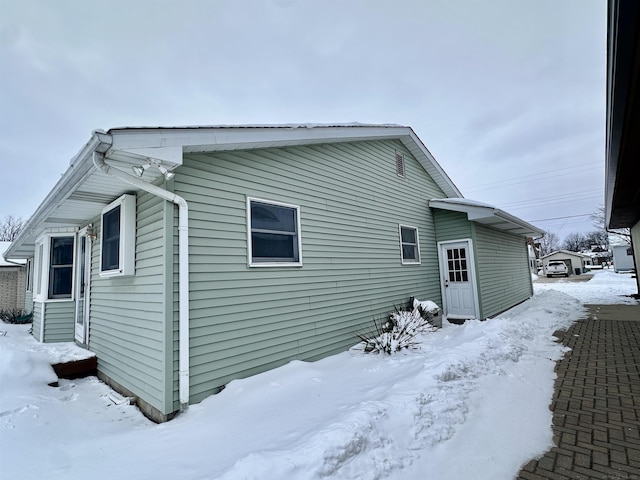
93, 151, 191, 412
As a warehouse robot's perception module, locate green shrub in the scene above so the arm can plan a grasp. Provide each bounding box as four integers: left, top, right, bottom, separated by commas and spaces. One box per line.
0, 308, 33, 324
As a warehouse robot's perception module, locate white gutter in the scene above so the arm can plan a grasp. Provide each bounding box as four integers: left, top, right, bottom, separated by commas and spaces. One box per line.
92, 151, 191, 412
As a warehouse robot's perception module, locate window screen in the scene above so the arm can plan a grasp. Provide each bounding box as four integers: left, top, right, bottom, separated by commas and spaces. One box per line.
400, 226, 420, 263
250, 200, 300, 264
102, 205, 121, 271
49, 237, 74, 299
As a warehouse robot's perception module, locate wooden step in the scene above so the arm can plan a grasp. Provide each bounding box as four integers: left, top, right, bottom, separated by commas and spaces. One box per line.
51, 356, 97, 380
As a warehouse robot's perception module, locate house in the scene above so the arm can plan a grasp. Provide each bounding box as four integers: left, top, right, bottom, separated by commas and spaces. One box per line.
541, 250, 592, 276
606, 0, 640, 293
0, 242, 27, 312
527, 239, 540, 275
612, 245, 635, 272
587, 245, 612, 267
3, 124, 543, 422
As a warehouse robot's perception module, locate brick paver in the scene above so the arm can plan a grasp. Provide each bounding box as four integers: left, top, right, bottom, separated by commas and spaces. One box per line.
516, 304, 640, 480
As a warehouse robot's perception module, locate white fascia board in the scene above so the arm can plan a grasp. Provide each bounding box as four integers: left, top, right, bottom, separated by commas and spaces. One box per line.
5, 132, 113, 260
429, 199, 545, 238
111, 146, 184, 167
108, 125, 409, 153
107, 125, 464, 199
404, 130, 463, 198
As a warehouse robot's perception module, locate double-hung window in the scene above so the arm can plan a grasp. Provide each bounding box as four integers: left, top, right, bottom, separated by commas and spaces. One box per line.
33, 234, 75, 301
247, 197, 302, 266
48, 236, 74, 299
399, 225, 421, 264
100, 194, 136, 277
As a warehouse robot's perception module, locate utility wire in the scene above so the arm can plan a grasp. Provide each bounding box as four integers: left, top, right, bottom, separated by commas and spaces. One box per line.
526, 213, 593, 222
463, 163, 602, 193
463, 161, 602, 187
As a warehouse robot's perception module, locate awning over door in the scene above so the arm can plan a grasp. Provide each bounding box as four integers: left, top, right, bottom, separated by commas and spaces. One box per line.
429, 198, 545, 238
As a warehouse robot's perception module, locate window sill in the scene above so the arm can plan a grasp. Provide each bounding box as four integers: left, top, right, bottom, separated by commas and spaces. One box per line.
99, 269, 134, 278
249, 261, 303, 268
38, 298, 75, 303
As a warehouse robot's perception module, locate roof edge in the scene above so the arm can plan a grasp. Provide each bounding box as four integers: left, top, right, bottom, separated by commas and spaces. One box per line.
429, 198, 545, 238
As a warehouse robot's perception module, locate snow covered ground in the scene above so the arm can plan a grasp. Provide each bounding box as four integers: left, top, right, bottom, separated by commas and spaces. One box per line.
0, 270, 637, 480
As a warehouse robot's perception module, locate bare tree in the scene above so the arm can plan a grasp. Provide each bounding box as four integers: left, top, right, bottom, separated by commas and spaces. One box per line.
538, 231, 560, 256
0, 215, 25, 241
591, 205, 631, 244
562, 232, 588, 252
585, 230, 609, 250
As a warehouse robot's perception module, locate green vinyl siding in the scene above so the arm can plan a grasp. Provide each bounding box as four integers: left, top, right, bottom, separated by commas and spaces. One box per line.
433, 210, 472, 242
24, 289, 33, 313
88, 191, 170, 414
32, 301, 42, 341
173, 139, 446, 407
41, 301, 75, 342
474, 224, 533, 319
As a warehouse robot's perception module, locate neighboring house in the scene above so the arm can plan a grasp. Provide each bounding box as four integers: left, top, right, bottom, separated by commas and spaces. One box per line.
3, 125, 543, 421
527, 239, 540, 275
606, 0, 640, 293
587, 246, 612, 267
0, 242, 27, 311
540, 250, 592, 276
612, 245, 635, 272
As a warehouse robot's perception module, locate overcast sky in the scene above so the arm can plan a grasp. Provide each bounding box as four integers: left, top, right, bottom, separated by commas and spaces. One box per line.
0, 0, 606, 241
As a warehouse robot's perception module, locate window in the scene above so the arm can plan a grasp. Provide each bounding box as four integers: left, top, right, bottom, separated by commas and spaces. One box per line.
248, 198, 302, 266
400, 225, 420, 264
48, 237, 74, 299
34, 242, 44, 298
25, 258, 34, 292
100, 194, 136, 277
102, 205, 121, 271
33, 233, 76, 302
446, 247, 468, 282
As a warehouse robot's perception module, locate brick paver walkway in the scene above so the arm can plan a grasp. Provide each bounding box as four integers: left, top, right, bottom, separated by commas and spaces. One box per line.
517, 304, 640, 480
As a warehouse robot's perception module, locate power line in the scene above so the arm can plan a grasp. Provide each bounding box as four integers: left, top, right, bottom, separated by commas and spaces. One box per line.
463, 163, 602, 193
500, 193, 602, 211
526, 213, 593, 222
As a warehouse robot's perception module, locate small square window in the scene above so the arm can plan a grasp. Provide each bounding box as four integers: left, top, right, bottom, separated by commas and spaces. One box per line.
399, 225, 420, 264
248, 198, 302, 267
100, 194, 136, 277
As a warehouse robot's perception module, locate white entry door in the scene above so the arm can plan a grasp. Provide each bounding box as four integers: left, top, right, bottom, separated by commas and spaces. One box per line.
74, 233, 90, 344
439, 241, 478, 319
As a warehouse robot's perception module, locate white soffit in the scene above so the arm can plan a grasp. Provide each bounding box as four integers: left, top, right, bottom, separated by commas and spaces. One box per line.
429, 198, 545, 237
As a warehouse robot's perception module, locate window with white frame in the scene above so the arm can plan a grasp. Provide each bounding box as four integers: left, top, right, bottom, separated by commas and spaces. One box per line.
33, 235, 75, 301
34, 242, 44, 298
100, 194, 136, 277
247, 198, 302, 266
399, 225, 420, 264
48, 236, 74, 299
25, 258, 34, 292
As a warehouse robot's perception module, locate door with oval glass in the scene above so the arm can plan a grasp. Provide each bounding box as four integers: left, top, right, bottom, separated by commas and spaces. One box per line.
439, 240, 478, 319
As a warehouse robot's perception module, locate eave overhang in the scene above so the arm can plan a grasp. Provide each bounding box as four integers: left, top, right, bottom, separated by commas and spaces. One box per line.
429, 198, 545, 238
605, 0, 640, 229
4, 124, 462, 260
